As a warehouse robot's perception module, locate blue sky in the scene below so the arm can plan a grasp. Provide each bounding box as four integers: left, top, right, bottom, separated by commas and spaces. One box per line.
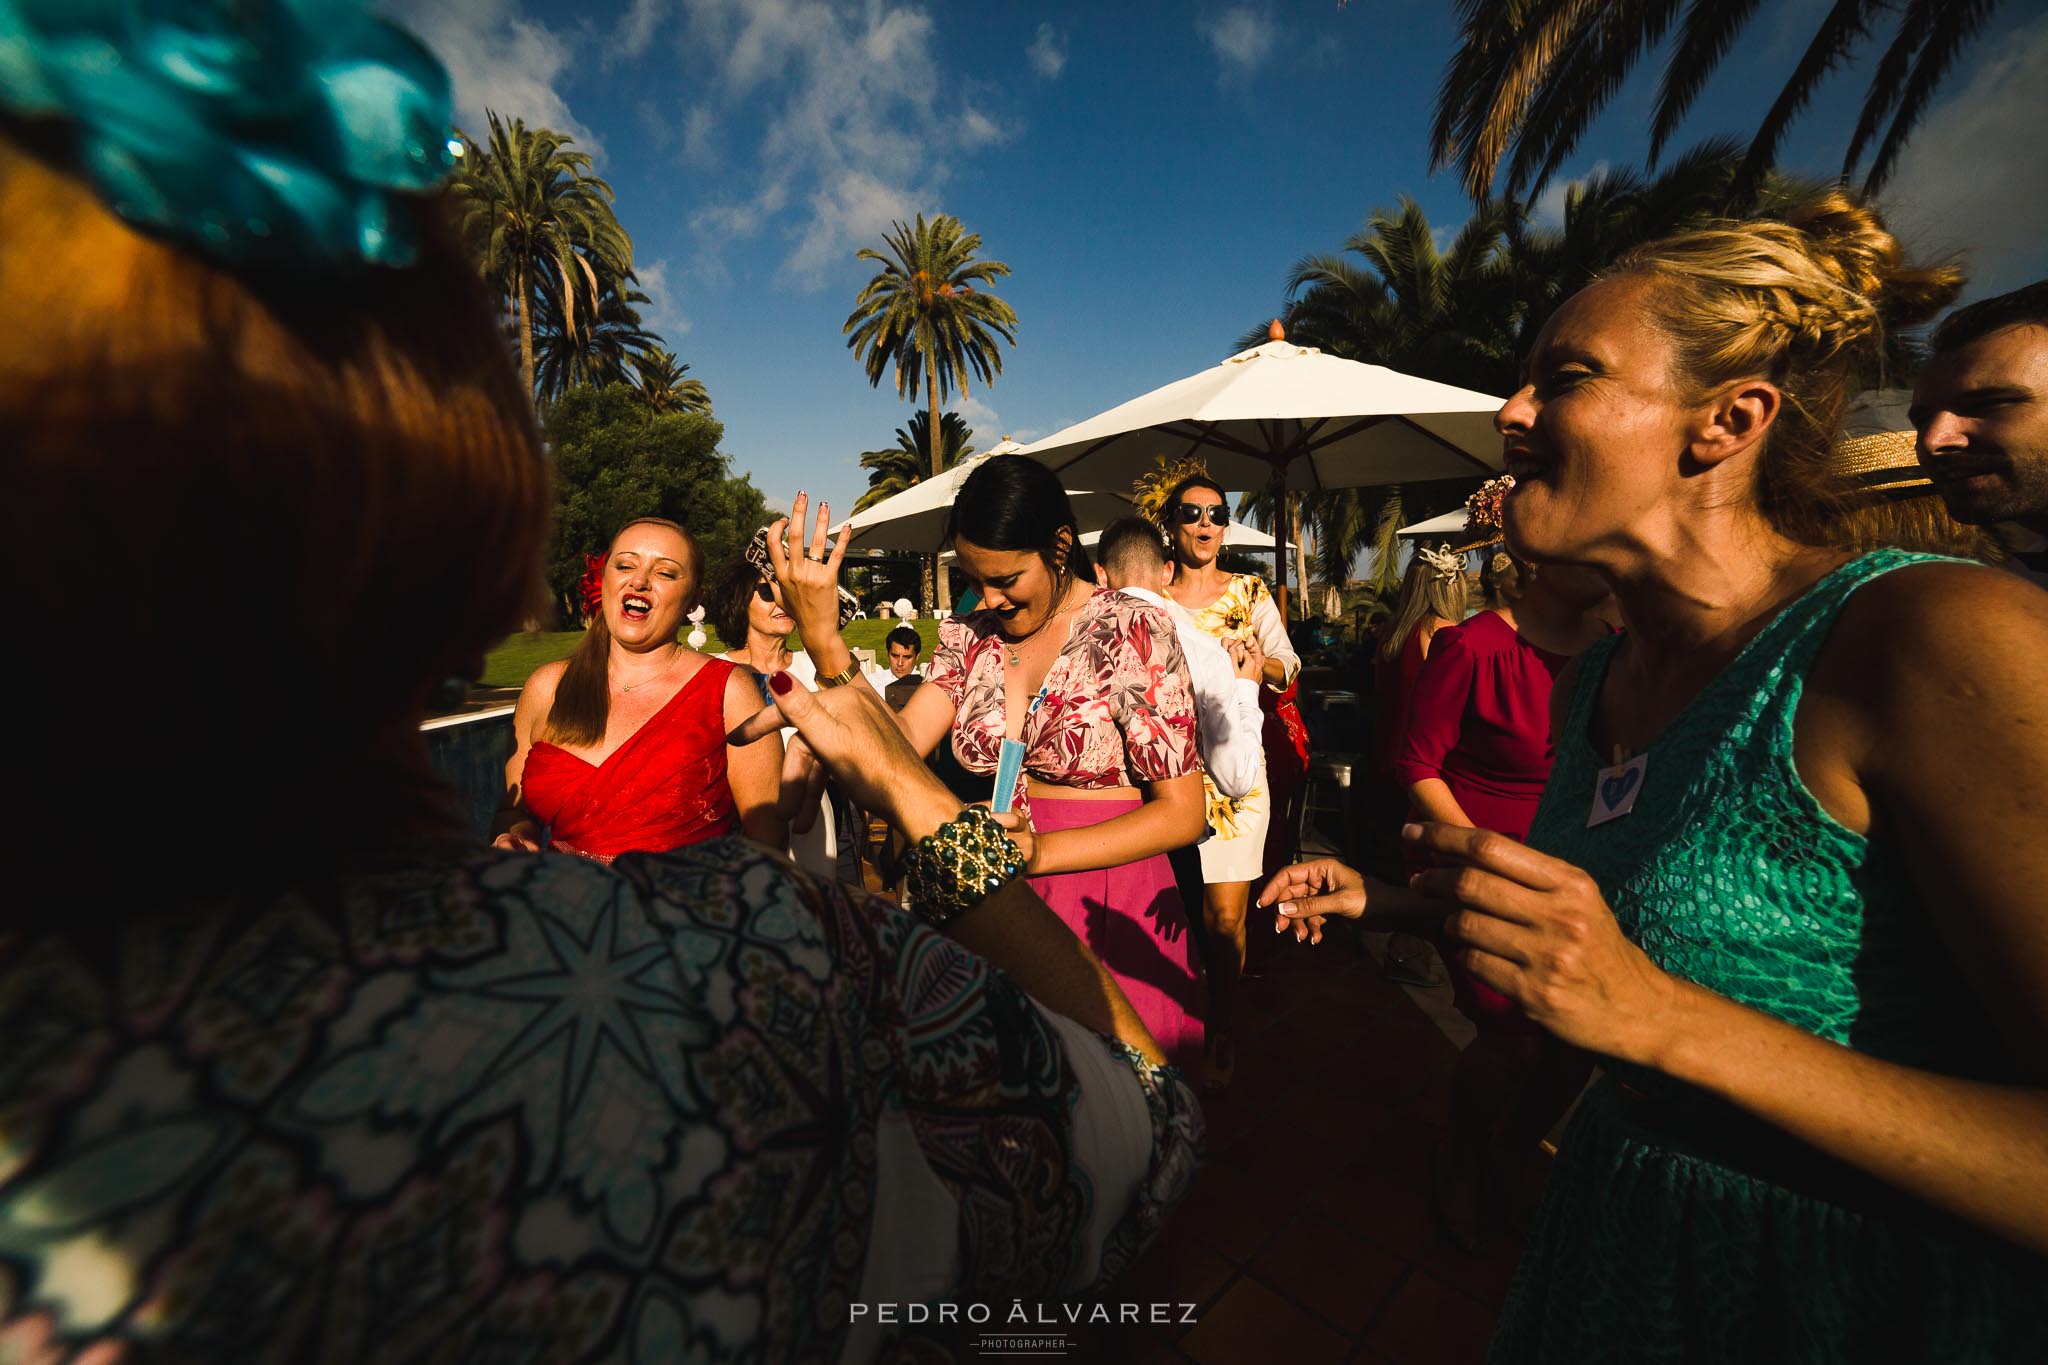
393, 0, 2048, 522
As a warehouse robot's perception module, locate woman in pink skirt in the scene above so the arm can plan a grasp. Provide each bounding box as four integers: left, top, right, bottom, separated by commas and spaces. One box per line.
772, 459, 1210, 1073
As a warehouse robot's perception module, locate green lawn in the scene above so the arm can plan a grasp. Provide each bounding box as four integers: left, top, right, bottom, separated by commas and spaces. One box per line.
480, 618, 945, 691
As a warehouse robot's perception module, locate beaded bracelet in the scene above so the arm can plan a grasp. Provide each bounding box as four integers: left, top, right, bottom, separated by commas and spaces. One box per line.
902, 806, 1026, 928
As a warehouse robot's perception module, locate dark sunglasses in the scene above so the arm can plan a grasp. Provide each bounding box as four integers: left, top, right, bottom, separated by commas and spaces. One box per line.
752, 581, 777, 602
1170, 502, 1230, 528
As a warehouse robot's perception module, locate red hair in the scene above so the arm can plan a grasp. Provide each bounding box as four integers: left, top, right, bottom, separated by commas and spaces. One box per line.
1, 130, 549, 895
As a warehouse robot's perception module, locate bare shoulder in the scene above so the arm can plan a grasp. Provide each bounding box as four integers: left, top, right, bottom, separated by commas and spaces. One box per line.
720, 659, 764, 729
1826, 560, 2048, 692
518, 658, 569, 710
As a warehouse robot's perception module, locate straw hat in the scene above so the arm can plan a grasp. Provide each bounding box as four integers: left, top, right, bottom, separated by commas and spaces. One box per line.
1832, 389, 1929, 500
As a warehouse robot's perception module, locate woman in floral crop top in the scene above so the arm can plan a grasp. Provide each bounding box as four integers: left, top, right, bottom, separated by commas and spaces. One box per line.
787, 457, 1211, 1073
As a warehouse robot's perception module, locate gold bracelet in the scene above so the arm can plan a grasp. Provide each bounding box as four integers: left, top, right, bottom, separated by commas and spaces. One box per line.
903, 806, 1026, 927
816, 659, 863, 689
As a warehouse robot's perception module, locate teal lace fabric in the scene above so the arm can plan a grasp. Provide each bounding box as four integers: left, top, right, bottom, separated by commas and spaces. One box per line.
0, 841, 1201, 1362
1495, 550, 2048, 1364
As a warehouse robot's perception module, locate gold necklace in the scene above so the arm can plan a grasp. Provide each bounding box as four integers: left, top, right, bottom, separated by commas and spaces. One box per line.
616, 646, 684, 693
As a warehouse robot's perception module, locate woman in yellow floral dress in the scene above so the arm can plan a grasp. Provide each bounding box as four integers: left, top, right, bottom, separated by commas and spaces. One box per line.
1160, 473, 1300, 1085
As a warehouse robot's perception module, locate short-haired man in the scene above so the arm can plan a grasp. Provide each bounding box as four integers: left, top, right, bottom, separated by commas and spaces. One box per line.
879, 623, 924, 711
1096, 517, 1264, 800
1912, 280, 2048, 586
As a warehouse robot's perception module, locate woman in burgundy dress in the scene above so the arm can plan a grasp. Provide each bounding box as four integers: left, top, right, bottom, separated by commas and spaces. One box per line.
494, 518, 785, 860
1396, 513, 1616, 1249
1366, 544, 1470, 982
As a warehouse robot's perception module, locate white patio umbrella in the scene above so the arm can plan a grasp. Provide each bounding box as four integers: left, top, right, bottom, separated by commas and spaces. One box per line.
844, 450, 1135, 552
1396, 509, 1469, 537
1017, 321, 1503, 614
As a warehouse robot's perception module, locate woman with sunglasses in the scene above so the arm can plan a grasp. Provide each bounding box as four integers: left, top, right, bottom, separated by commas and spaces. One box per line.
707, 537, 861, 881
1160, 472, 1300, 1088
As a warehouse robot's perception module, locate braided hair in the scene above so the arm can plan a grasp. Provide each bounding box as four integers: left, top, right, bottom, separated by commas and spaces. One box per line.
1605, 191, 1962, 546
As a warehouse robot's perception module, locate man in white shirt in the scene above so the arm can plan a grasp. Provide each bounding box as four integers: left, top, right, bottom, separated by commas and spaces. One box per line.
1097, 517, 1265, 800
866, 624, 926, 705
1913, 280, 2048, 589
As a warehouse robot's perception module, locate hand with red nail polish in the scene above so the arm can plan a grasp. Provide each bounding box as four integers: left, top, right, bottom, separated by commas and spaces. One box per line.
731, 666, 961, 844
767, 493, 855, 680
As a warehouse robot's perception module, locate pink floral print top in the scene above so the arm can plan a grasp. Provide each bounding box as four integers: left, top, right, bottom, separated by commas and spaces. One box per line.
929, 589, 1201, 816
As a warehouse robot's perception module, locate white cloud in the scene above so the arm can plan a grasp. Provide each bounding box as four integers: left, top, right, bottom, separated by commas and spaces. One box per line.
960, 108, 1003, 148
1199, 6, 1278, 77
678, 0, 1013, 288
955, 394, 1001, 432
681, 104, 719, 165
1531, 160, 1609, 228
786, 171, 919, 281
634, 258, 691, 340
387, 0, 597, 152
1882, 15, 2048, 300
1027, 23, 1068, 79
614, 0, 668, 60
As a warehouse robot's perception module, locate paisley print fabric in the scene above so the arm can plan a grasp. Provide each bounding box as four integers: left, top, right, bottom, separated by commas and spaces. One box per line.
1495, 551, 2048, 1364
927, 589, 1199, 821
0, 842, 1203, 1364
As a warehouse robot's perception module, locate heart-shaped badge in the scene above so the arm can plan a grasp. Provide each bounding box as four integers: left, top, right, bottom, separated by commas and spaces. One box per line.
1588, 753, 1648, 828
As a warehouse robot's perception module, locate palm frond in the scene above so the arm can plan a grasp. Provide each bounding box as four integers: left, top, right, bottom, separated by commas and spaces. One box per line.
1862, 0, 2002, 191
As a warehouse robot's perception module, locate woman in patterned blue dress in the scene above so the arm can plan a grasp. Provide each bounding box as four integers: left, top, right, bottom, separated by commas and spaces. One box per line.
0, 9, 1201, 1360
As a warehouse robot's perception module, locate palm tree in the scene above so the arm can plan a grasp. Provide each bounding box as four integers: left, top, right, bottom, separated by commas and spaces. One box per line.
532, 275, 659, 404
853, 411, 975, 513
631, 347, 712, 416
450, 111, 635, 397
1430, 0, 2012, 204
1241, 195, 1522, 392
1230, 198, 1521, 614
844, 214, 1017, 606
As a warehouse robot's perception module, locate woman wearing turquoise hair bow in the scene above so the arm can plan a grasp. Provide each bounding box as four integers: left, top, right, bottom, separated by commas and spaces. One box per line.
0, 4, 1200, 1361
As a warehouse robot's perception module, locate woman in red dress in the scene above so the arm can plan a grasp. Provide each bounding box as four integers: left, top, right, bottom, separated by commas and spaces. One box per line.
1395, 529, 1615, 1249
493, 518, 784, 860
1365, 544, 1470, 982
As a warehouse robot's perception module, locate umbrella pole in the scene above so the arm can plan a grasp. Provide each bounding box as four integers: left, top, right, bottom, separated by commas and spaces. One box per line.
1269, 463, 1290, 622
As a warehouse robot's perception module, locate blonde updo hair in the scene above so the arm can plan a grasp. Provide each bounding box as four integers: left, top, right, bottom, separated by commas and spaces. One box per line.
1480, 551, 1521, 606
1604, 191, 1963, 545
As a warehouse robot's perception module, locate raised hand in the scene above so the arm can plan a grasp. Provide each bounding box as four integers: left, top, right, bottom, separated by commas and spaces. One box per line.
766, 493, 851, 657
1405, 822, 1680, 1064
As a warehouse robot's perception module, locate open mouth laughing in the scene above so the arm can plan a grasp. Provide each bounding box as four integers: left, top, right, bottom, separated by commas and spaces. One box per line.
620, 593, 653, 622
1503, 445, 1549, 487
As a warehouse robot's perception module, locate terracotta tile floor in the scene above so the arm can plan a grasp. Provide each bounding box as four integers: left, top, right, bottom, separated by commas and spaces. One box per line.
883, 929, 1545, 1365
1054, 930, 1536, 1365
870, 811, 1547, 1364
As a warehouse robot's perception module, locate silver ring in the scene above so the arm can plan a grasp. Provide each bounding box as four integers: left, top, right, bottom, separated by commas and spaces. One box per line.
805, 552, 824, 563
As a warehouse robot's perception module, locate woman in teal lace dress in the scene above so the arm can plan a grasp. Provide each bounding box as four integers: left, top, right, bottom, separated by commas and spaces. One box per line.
1264, 194, 2048, 1362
